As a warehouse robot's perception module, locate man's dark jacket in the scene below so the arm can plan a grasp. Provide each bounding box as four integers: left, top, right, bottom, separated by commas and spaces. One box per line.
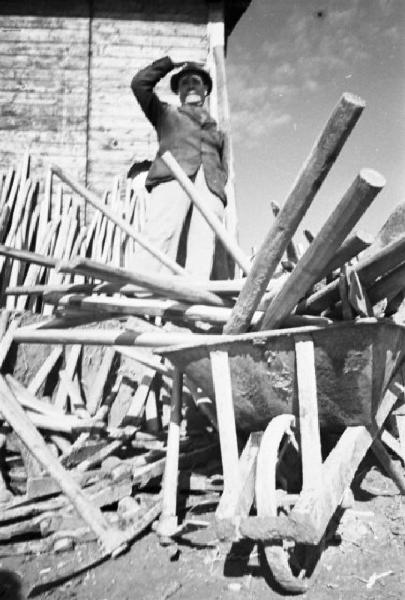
131, 56, 228, 205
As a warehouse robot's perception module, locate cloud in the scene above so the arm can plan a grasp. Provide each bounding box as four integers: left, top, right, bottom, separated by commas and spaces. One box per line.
227, 0, 402, 147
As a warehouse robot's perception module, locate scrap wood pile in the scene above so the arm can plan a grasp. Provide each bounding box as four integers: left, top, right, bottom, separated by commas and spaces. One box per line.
0, 91, 404, 585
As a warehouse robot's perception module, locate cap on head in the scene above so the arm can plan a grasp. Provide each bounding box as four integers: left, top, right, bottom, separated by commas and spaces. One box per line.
170, 63, 213, 96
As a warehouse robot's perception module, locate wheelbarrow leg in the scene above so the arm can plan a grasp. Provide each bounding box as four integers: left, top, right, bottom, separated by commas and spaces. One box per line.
291, 377, 402, 543
210, 350, 240, 518
158, 368, 183, 537
295, 335, 322, 490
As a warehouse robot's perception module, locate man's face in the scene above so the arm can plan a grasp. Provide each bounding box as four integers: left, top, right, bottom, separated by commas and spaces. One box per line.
178, 73, 207, 106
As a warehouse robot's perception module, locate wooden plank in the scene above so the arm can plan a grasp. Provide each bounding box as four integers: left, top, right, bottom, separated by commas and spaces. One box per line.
0, 376, 128, 556
289, 379, 401, 543
158, 368, 183, 536
54, 345, 81, 412
216, 431, 262, 528
27, 345, 63, 395
210, 350, 240, 507
0, 315, 22, 369
295, 335, 322, 490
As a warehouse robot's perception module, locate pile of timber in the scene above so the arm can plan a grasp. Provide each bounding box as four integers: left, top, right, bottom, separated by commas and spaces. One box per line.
0, 92, 405, 582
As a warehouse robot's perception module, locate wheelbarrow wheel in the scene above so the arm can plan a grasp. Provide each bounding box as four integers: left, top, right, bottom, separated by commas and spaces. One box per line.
255, 414, 321, 593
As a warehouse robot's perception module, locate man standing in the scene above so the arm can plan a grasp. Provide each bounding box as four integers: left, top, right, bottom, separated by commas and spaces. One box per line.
130, 56, 228, 280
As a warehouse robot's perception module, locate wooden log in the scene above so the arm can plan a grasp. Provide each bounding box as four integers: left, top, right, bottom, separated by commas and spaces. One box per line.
13, 326, 223, 347
161, 151, 250, 274
368, 262, 405, 305
261, 169, 385, 329
223, 93, 365, 334
0, 376, 128, 556
299, 232, 405, 314
57, 256, 225, 307
318, 229, 374, 280
51, 164, 186, 276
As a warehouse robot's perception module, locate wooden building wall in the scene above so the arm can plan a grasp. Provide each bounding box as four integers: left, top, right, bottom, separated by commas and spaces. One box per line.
0, 1, 215, 194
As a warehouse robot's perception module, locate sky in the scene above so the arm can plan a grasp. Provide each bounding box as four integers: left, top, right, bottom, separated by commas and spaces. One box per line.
226, 0, 405, 254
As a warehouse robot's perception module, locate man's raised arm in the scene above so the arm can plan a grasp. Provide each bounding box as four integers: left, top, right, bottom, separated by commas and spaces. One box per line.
131, 56, 184, 127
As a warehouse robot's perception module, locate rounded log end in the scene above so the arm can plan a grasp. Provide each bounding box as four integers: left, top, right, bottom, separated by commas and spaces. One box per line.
359, 168, 386, 190
354, 229, 375, 245
341, 92, 366, 108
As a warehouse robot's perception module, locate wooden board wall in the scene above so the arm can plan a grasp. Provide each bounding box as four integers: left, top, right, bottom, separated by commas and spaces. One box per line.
0, 1, 91, 182
0, 0, 210, 195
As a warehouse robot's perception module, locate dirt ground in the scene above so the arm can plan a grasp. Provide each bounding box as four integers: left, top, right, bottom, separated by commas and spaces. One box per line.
1, 460, 404, 600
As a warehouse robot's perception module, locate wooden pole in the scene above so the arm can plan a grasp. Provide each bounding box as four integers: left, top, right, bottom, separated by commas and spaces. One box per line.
160, 151, 250, 274
0, 244, 58, 269
368, 262, 405, 305
51, 164, 186, 276
261, 169, 385, 329
0, 376, 128, 555
57, 256, 226, 307
318, 229, 374, 280
13, 327, 223, 347
223, 93, 365, 334
299, 231, 405, 314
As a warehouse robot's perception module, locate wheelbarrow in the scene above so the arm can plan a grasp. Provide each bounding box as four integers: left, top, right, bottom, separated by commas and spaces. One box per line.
156, 318, 405, 592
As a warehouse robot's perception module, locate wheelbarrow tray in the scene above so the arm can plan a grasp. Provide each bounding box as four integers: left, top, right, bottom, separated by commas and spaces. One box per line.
161, 319, 405, 432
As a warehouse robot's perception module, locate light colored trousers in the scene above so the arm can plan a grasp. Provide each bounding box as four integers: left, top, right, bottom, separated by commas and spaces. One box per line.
135, 167, 224, 280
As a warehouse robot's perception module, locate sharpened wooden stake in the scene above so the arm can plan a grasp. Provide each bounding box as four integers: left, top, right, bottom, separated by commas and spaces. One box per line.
51, 164, 186, 276
224, 93, 365, 334
161, 151, 251, 274
261, 169, 385, 330
0, 376, 128, 556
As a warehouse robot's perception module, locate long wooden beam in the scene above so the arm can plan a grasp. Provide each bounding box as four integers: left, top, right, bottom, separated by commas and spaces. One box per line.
0, 376, 128, 556
223, 92, 365, 334
57, 256, 226, 307
299, 232, 405, 314
13, 326, 223, 347
51, 164, 186, 276
161, 151, 250, 274
261, 169, 385, 329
